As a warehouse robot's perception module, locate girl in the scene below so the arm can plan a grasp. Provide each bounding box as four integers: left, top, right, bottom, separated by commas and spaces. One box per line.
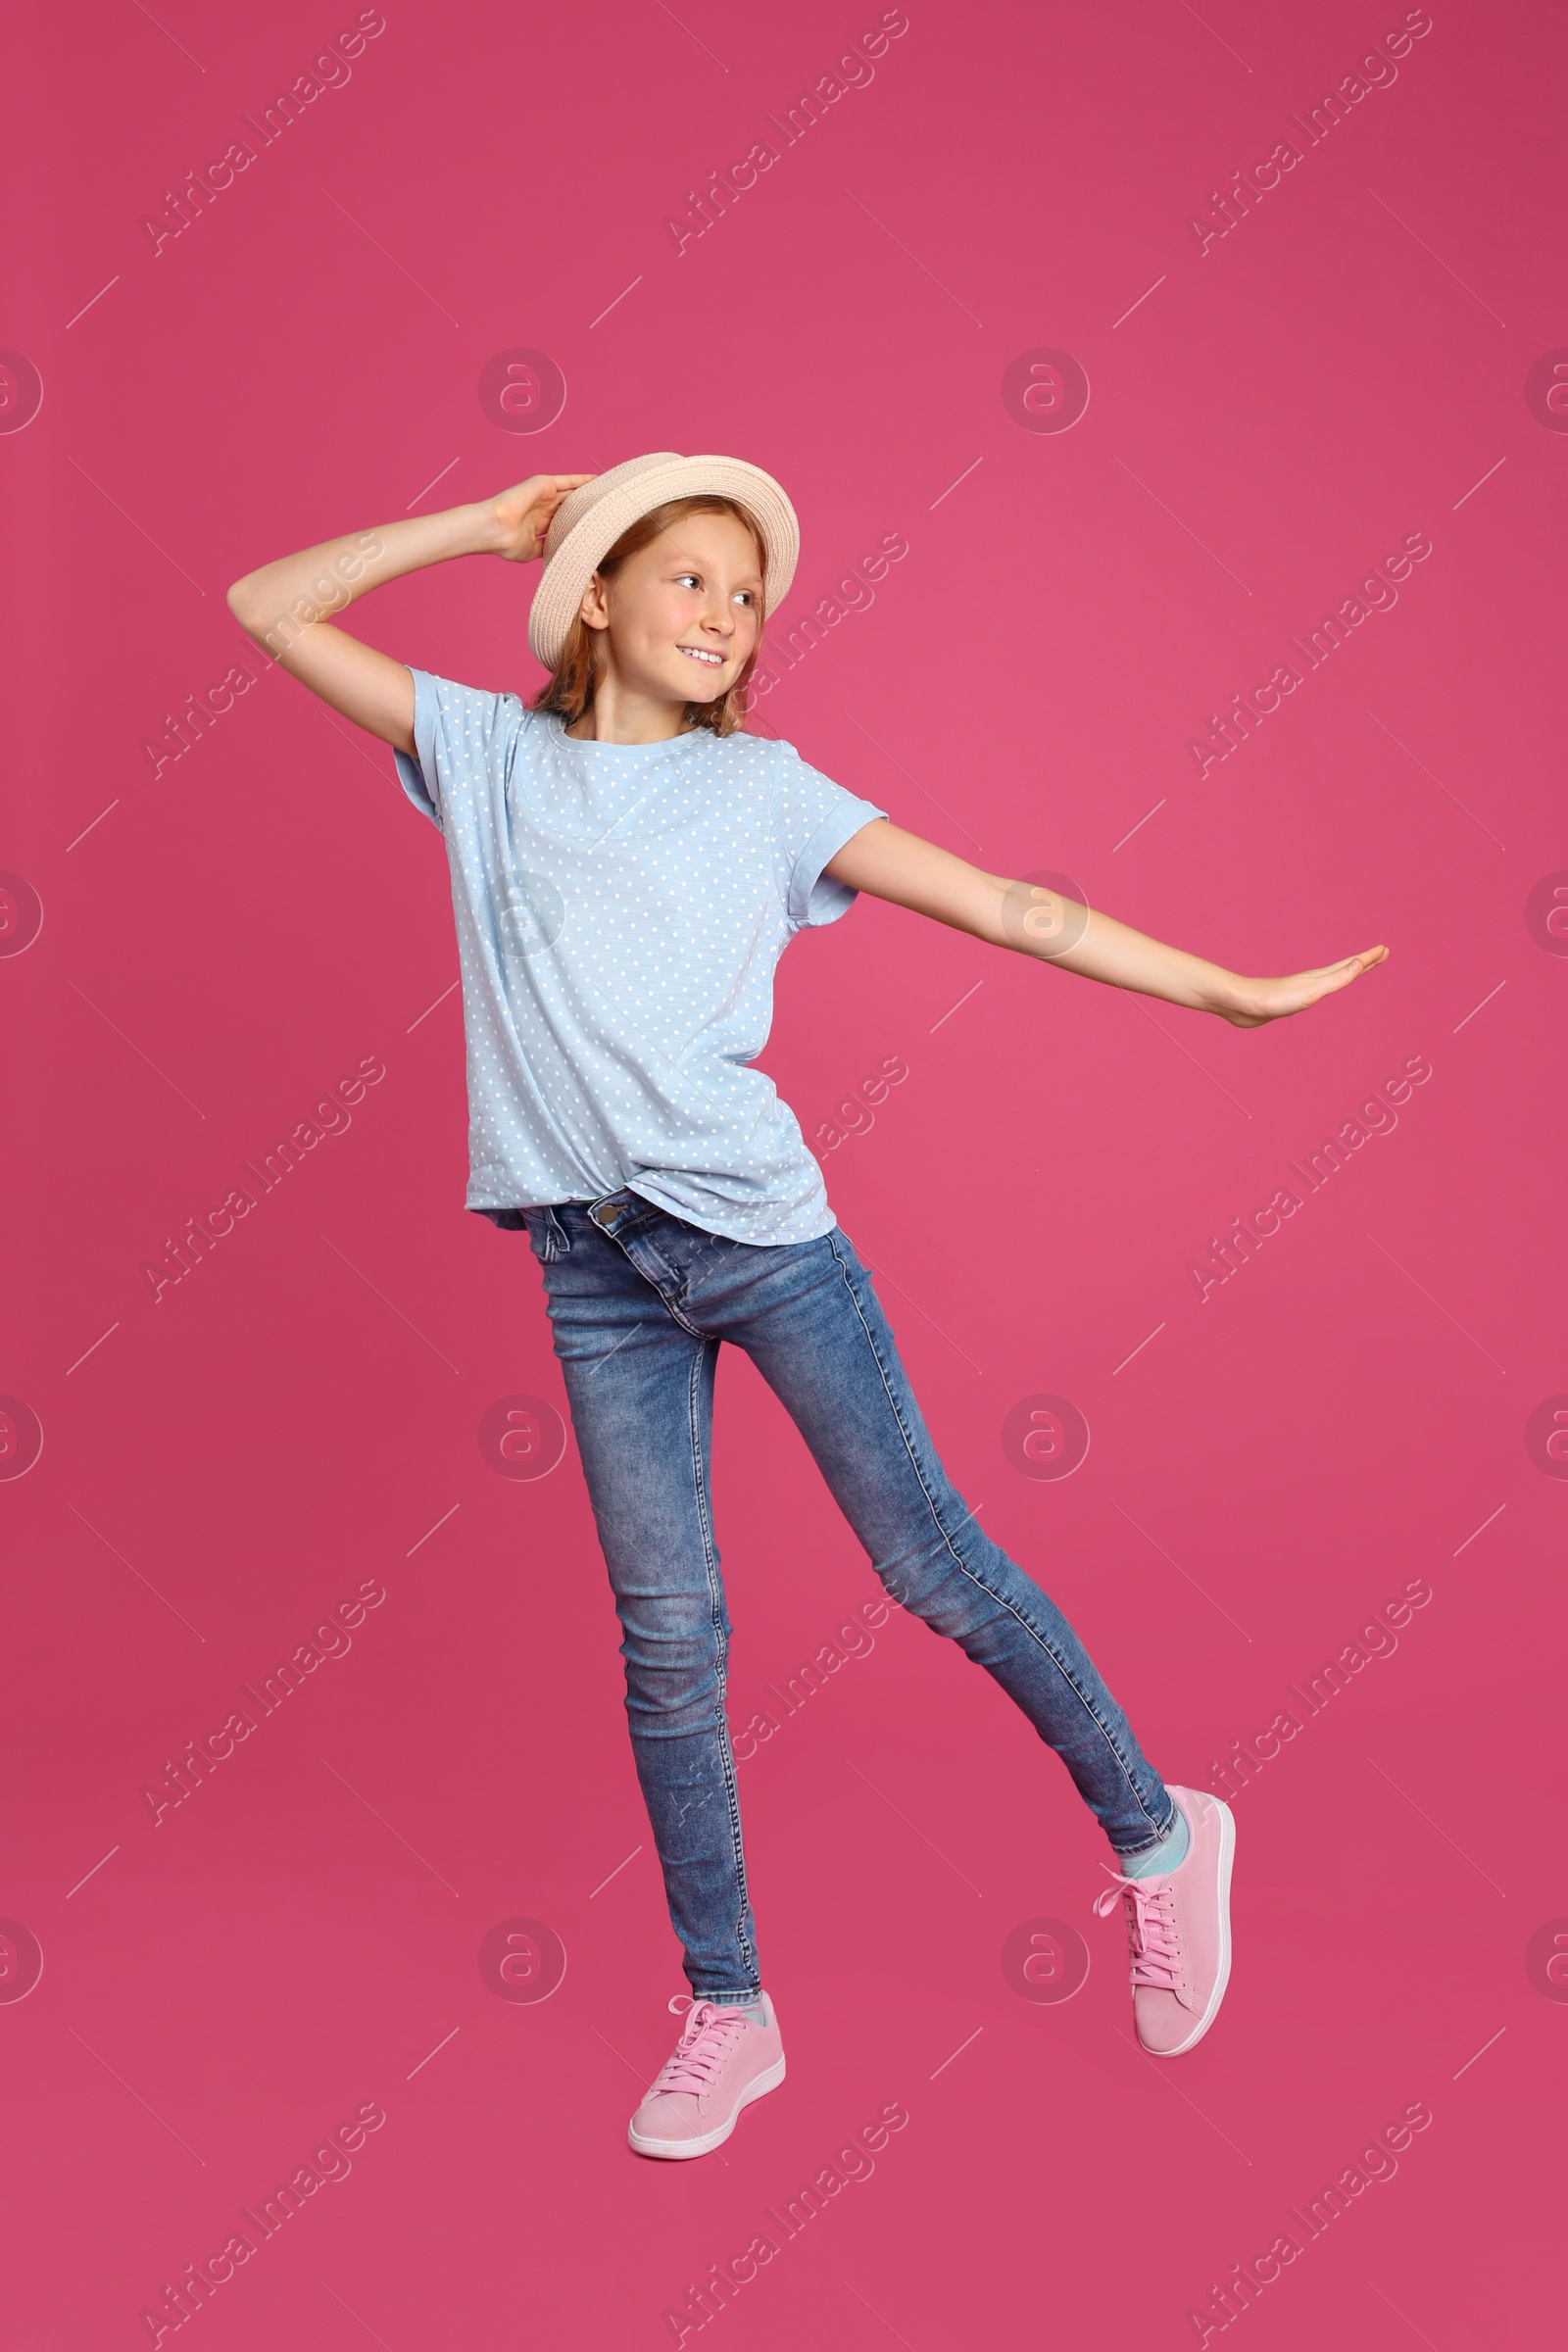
227, 453, 1387, 2162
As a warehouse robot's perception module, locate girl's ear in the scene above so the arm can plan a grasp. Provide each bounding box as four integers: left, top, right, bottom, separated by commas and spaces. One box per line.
578, 571, 611, 632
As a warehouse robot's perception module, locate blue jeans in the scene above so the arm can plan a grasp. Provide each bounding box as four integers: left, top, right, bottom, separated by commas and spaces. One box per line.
524, 1190, 1175, 2002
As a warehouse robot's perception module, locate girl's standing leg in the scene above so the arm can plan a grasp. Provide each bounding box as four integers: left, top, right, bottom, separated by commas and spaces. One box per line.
524, 1203, 763, 2004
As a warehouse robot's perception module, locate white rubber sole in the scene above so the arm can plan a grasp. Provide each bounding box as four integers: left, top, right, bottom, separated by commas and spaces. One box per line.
628, 2053, 787, 2159
1149, 1793, 1235, 2059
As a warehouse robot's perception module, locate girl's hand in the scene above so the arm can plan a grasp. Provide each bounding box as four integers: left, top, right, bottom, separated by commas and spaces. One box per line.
488, 473, 597, 564
1219, 946, 1390, 1028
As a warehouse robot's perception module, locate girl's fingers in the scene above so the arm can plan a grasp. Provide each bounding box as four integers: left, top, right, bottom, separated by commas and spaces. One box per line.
1232, 945, 1388, 1025
1310, 946, 1387, 984
1311, 946, 1387, 996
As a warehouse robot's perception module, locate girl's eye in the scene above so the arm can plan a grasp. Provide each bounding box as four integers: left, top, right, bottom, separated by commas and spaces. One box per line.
671, 573, 755, 604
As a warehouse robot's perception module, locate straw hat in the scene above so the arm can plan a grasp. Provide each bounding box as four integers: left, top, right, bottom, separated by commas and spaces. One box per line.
526, 452, 800, 669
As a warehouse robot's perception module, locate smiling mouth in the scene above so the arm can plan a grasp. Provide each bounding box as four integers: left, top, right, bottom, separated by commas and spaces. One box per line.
677, 645, 725, 667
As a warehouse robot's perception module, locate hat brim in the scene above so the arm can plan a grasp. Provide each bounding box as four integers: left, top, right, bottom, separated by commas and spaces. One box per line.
526, 454, 800, 670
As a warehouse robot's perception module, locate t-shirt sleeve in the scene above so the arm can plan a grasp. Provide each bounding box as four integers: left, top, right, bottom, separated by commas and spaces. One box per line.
769, 740, 889, 930
392, 666, 522, 832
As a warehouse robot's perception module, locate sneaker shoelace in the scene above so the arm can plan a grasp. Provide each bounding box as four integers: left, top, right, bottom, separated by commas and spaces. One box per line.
649, 1995, 753, 2097
1092, 1867, 1186, 1993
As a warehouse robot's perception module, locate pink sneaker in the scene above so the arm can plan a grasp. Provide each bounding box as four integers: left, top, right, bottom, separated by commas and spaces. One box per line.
628, 1992, 786, 2160
1092, 1786, 1235, 2056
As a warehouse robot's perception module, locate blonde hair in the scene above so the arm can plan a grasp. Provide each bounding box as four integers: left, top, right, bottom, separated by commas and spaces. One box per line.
527, 495, 768, 739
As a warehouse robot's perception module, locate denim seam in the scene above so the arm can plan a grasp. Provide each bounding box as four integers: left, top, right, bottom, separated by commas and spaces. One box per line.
825, 1232, 1165, 1846
685, 1334, 760, 1988
603, 1222, 708, 1340
1113, 1803, 1182, 1859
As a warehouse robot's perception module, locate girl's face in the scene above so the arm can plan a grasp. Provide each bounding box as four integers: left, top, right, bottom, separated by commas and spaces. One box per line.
582, 512, 763, 707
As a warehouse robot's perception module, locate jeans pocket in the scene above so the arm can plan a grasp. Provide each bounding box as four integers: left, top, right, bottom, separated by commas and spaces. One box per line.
523, 1207, 567, 1262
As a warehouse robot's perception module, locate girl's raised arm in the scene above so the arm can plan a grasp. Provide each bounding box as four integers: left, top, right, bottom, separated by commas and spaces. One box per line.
225, 473, 594, 753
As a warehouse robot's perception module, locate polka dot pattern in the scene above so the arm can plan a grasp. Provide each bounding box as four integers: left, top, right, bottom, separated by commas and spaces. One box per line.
392, 670, 889, 1244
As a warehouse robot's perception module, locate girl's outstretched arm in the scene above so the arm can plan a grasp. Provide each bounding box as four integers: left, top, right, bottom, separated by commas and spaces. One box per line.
225, 473, 593, 752
823, 819, 1388, 1028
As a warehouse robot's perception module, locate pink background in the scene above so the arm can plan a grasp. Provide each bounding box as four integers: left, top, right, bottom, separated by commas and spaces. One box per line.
3, 1, 1564, 2344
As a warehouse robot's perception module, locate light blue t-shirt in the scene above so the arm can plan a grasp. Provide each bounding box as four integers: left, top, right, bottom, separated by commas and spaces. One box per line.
393, 669, 889, 1246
